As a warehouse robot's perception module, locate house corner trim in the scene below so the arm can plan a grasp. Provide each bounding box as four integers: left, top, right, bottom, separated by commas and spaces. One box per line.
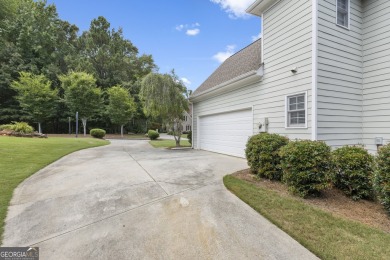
311, 0, 318, 141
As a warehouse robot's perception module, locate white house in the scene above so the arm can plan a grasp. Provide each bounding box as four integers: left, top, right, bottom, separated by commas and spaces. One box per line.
190, 0, 390, 158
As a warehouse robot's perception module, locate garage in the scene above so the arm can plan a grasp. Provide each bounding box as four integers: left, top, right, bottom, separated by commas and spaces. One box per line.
198, 109, 253, 158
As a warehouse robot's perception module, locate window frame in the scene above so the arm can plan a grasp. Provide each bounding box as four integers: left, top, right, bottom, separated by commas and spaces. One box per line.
285, 92, 308, 129
336, 0, 350, 29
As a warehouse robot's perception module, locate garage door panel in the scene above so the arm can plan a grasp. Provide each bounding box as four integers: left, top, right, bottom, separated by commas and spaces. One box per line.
199, 109, 252, 158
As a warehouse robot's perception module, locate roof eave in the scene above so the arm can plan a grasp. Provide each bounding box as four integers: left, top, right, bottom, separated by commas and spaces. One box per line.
246, 0, 276, 16
190, 68, 263, 103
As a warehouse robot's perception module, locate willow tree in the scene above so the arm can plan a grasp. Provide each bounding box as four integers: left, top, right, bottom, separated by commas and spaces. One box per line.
60, 72, 102, 136
11, 72, 58, 133
107, 86, 136, 137
140, 72, 188, 146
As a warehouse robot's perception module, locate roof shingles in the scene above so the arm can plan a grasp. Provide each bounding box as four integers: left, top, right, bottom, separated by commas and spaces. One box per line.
192, 39, 262, 97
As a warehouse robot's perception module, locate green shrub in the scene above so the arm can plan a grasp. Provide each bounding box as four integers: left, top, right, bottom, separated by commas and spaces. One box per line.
245, 133, 289, 180
0, 124, 13, 131
148, 130, 159, 140
374, 144, 390, 215
332, 146, 374, 200
90, 128, 106, 139
279, 140, 332, 198
0, 122, 34, 134
187, 131, 192, 145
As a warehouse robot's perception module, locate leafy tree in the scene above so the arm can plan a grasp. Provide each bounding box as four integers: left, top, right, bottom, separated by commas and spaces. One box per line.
0, 0, 79, 124
107, 86, 136, 137
60, 72, 102, 136
140, 71, 188, 146
11, 72, 58, 133
77, 16, 155, 89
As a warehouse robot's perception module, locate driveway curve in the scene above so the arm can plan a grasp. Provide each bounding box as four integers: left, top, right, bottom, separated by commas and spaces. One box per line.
3, 140, 317, 259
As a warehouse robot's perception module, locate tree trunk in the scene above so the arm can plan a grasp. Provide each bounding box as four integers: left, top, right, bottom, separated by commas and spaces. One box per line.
38, 122, 42, 134
173, 119, 182, 147
121, 125, 124, 138
82, 118, 87, 136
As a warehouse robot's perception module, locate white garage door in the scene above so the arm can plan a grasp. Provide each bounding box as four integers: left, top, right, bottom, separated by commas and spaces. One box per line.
199, 109, 253, 158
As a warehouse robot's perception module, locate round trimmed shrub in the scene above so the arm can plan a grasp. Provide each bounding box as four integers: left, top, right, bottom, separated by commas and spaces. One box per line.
279, 140, 332, 198
187, 131, 192, 145
332, 146, 374, 200
148, 130, 159, 140
374, 144, 390, 215
245, 133, 289, 180
90, 128, 106, 139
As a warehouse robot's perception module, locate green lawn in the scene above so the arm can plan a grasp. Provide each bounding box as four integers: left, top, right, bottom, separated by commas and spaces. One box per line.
224, 175, 390, 260
149, 139, 191, 148
0, 136, 109, 243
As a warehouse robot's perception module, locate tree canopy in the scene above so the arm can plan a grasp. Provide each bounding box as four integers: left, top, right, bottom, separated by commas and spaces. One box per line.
107, 86, 136, 137
60, 71, 102, 136
11, 72, 58, 133
140, 72, 188, 146
0, 0, 156, 133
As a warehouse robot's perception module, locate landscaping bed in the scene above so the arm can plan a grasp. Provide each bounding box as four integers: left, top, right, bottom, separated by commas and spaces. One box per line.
224, 171, 390, 259
233, 169, 390, 233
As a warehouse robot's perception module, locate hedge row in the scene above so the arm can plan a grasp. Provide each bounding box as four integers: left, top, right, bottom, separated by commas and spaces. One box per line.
245, 133, 390, 214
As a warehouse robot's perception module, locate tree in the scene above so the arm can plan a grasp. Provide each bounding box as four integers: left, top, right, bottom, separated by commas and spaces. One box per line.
107, 86, 136, 137
11, 72, 58, 133
0, 0, 79, 125
60, 72, 102, 136
140, 72, 188, 146
77, 16, 156, 90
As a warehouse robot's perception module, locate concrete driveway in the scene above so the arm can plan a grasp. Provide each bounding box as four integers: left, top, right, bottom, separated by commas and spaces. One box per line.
3, 140, 317, 259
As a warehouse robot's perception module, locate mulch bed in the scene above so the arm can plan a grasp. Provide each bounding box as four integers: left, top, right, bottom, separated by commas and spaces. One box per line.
232, 169, 390, 233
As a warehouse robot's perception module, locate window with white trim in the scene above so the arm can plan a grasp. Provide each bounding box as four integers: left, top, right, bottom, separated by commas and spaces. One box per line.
336, 0, 349, 28
286, 93, 306, 127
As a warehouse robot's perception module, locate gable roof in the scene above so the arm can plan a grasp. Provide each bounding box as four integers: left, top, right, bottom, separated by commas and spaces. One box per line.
192, 39, 262, 97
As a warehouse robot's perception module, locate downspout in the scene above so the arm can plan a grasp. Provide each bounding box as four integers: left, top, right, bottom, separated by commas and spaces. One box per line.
311, 0, 318, 141
191, 102, 194, 149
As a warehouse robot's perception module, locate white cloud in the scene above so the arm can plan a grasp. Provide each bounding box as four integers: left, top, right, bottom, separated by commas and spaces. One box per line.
186, 28, 200, 36
175, 24, 185, 31
251, 32, 262, 41
213, 45, 236, 63
181, 77, 192, 86
175, 22, 201, 36
210, 0, 254, 19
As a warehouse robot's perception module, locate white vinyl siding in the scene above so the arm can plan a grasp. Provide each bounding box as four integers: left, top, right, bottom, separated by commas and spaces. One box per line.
257, 0, 312, 140
362, 0, 390, 152
317, 0, 363, 148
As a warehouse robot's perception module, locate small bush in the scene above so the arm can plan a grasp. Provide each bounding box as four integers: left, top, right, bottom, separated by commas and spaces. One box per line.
0, 124, 13, 131
279, 140, 332, 198
245, 133, 289, 180
90, 128, 106, 139
148, 130, 159, 140
374, 144, 390, 215
332, 146, 374, 200
9, 122, 34, 134
187, 131, 192, 145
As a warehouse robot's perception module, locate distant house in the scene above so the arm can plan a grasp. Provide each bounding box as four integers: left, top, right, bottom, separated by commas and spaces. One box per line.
182, 106, 192, 132
190, 0, 390, 158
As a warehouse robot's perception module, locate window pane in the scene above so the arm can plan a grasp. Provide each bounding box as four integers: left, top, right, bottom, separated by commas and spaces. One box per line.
297, 102, 305, 110
337, 0, 348, 27
289, 104, 297, 111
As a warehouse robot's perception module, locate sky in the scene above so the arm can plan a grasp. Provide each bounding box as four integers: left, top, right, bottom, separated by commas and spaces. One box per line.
46, 0, 262, 91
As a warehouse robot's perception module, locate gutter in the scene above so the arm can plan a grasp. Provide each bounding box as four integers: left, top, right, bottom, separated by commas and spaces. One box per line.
190, 68, 263, 103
